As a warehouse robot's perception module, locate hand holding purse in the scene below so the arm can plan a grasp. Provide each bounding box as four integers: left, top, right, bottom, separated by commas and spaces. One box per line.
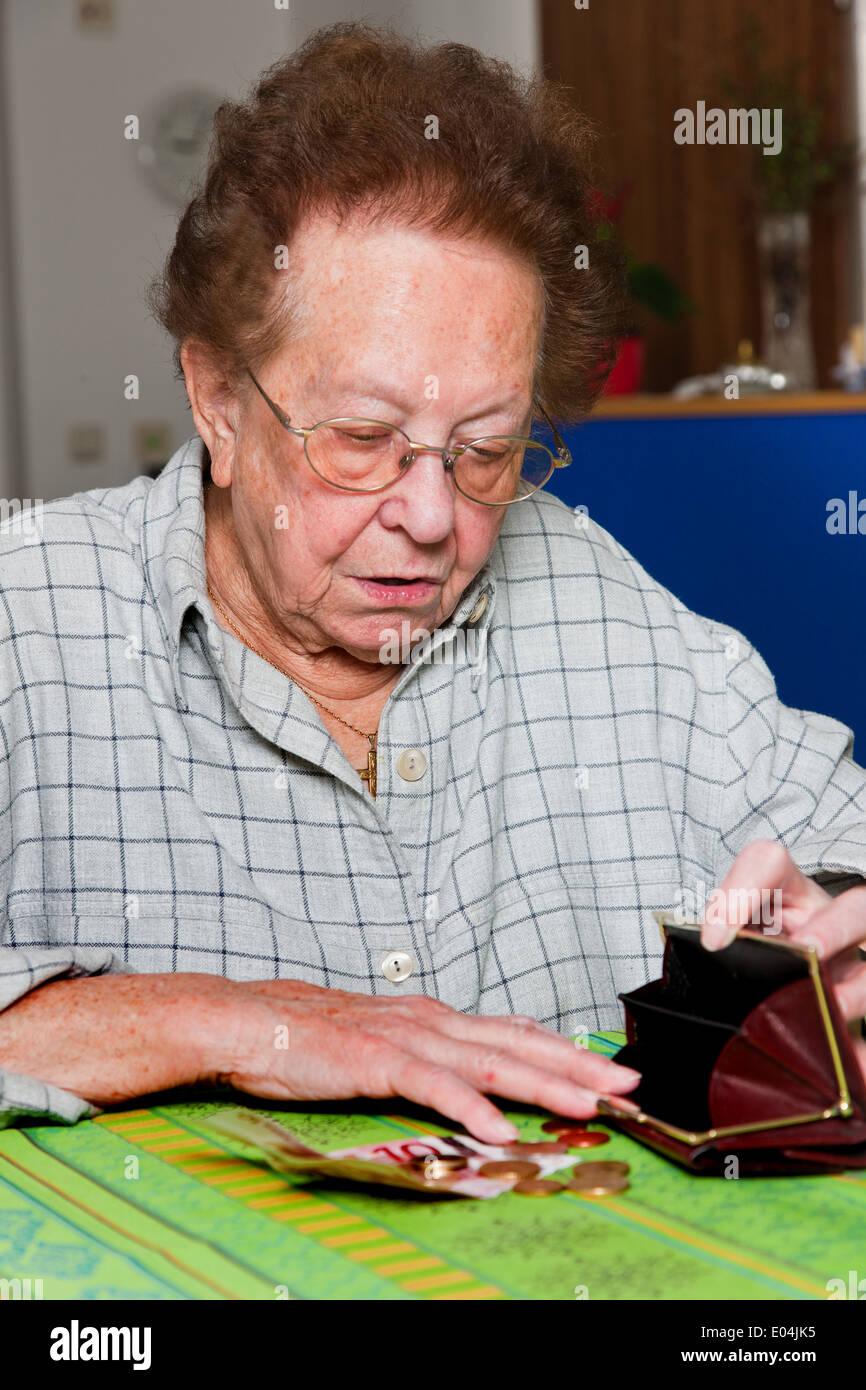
596, 913, 866, 1175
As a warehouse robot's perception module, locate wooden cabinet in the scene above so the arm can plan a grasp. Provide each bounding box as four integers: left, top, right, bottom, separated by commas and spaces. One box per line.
539, 0, 857, 391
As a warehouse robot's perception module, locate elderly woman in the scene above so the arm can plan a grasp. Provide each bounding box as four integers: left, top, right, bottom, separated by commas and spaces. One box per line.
1, 23, 865, 1144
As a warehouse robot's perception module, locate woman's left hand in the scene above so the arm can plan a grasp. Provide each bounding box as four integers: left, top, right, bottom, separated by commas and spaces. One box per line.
701, 838, 866, 1081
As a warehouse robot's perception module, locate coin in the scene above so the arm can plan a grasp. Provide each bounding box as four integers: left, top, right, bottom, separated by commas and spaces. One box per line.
406, 1155, 468, 1175
560, 1130, 610, 1149
570, 1160, 630, 1181
541, 1119, 585, 1135
500, 1140, 568, 1156
477, 1159, 540, 1181
568, 1171, 630, 1197
405, 1156, 467, 1167
511, 1178, 566, 1197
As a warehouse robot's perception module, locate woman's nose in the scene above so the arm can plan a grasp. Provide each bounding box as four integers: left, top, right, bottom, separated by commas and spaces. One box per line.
381, 447, 457, 540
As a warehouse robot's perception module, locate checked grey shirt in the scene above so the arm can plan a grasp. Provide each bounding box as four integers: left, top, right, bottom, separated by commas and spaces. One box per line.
2, 435, 866, 1127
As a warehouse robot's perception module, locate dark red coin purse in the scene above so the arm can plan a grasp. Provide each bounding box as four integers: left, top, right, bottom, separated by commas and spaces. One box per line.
596, 914, 866, 1175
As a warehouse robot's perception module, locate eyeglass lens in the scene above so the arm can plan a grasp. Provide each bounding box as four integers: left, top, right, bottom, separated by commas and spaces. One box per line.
306, 421, 554, 503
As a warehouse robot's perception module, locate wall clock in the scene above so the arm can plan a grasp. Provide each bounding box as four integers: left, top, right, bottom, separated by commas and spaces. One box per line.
136, 88, 223, 206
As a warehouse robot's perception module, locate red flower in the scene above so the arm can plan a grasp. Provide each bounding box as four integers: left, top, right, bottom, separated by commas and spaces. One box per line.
587, 181, 633, 225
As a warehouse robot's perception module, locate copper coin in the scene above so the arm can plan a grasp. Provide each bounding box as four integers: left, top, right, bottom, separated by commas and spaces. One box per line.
477, 1159, 540, 1181
542, 1119, 586, 1135
568, 1171, 630, 1197
511, 1178, 566, 1197
410, 1171, 462, 1187
500, 1140, 568, 1156
407, 1156, 468, 1180
570, 1160, 630, 1181
560, 1130, 610, 1149
406, 1154, 468, 1171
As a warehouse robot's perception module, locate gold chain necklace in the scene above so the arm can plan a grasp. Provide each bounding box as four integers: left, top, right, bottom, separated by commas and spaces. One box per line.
205, 582, 378, 796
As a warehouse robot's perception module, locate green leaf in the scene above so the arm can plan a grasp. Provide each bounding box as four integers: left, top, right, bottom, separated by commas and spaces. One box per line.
627, 262, 695, 322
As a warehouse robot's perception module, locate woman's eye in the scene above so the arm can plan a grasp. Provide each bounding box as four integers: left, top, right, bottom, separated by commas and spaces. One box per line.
465, 445, 509, 462
340, 430, 389, 444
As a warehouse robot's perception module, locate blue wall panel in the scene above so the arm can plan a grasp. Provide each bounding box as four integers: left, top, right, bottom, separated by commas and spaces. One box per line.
544, 411, 865, 755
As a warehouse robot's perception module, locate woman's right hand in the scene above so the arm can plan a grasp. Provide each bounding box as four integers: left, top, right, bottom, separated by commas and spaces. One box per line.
200, 978, 642, 1145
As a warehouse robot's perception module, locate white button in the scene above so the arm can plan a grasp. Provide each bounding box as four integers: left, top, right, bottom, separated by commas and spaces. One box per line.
396, 748, 427, 781
467, 593, 488, 623
381, 950, 414, 983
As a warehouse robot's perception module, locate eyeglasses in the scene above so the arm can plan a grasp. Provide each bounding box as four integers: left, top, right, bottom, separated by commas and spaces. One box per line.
246, 367, 572, 507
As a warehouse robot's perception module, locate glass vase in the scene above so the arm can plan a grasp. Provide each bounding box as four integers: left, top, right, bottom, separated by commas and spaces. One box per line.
757, 211, 817, 390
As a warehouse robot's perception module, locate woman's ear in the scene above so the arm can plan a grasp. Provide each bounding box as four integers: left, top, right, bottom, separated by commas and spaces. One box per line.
180, 339, 240, 488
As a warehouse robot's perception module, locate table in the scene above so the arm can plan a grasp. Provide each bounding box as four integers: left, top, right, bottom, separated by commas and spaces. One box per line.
1, 1032, 863, 1301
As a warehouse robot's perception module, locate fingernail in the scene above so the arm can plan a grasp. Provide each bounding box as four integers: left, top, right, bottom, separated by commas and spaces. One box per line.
611, 1095, 641, 1113
799, 935, 823, 958
599, 1092, 641, 1113
491, 1118, 520, 1142
702, 927, 736, 952
613, 1068, 642, 1083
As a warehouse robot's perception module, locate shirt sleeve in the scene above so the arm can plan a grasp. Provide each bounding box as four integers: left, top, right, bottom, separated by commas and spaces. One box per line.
0, 945, 126, 1128
712, 621, 866, 887
0, 651, 130, 1126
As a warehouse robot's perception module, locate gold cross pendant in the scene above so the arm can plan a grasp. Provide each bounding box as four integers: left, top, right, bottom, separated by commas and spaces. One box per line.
358, 734, 377, 797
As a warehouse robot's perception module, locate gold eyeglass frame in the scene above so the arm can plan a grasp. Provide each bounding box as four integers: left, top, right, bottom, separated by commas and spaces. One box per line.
595, 913, 854, 1147
245, 367, 572, 507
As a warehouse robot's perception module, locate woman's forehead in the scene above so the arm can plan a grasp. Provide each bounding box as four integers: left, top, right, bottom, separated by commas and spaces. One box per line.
277, 224, 539, 383
287, 214, 543, 316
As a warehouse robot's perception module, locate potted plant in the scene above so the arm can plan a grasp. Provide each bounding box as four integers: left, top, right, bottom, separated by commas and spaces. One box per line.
720, 14, 855, 389
588, 184, 694, 394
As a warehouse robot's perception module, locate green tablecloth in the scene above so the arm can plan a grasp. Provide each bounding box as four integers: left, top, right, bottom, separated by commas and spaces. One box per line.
1, 1032, 863, 1301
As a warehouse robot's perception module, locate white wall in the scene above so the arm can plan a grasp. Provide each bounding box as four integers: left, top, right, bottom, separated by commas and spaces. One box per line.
401, 0, 537, 69
0, 0, 22, 504
0, 0, 538, 503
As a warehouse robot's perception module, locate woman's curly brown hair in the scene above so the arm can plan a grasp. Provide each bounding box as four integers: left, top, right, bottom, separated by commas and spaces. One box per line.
147, 21, 627, 422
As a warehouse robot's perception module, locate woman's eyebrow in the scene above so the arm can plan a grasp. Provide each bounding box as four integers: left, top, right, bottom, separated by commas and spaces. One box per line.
459, 396, 531, 426
320, 379, 531, 423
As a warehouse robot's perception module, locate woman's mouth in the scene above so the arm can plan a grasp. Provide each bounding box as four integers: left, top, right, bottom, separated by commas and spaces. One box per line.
353, 576, 439, 604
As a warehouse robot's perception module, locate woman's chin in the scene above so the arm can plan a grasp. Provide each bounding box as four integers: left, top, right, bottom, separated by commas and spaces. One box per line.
327, 617, 435, 667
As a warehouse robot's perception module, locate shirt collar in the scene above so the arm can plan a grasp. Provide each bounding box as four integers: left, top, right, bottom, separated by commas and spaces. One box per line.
142, 436, 212, 711
142, 434, 499, 711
